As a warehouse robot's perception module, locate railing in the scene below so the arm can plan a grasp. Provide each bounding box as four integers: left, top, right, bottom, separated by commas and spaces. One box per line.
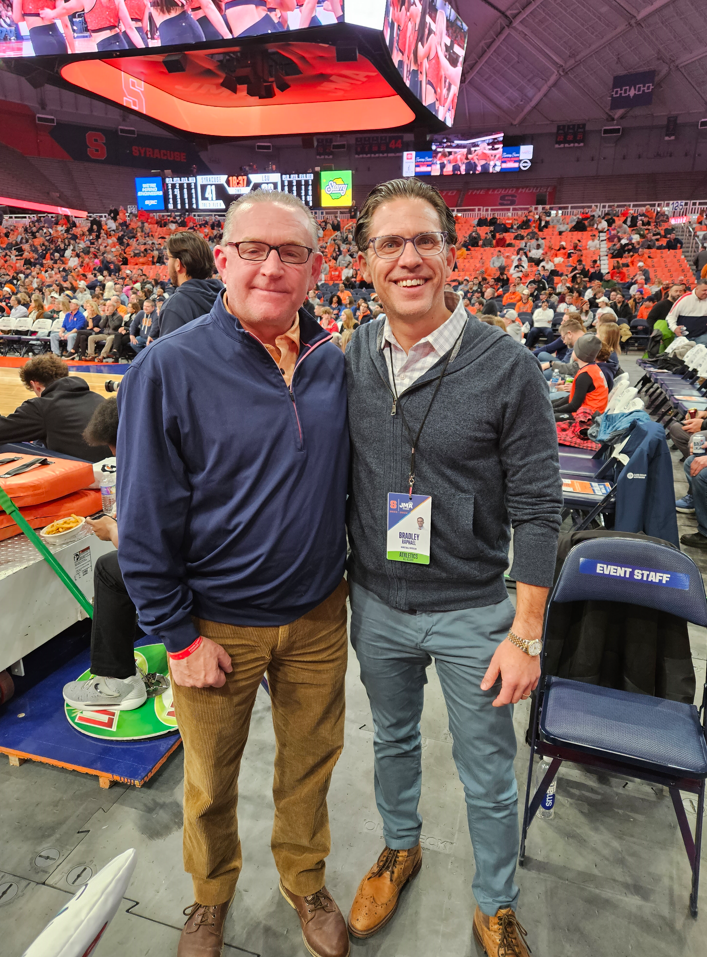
453, 200, 707, 218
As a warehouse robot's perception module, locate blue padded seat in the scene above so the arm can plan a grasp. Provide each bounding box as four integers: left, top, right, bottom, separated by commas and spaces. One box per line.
541, 676, 707, 777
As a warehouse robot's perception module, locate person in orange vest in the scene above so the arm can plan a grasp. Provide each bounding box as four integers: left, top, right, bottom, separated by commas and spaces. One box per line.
551, 334, 608, 420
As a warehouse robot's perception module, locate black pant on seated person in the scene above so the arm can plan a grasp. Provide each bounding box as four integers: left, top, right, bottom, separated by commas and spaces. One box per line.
525, 326, 553, 349
90, 550, 139, 679
71, 328, 95, 356
107, 330, 134, 360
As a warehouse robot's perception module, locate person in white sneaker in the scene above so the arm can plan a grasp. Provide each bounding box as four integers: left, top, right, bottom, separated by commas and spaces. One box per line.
62, 398, 147, 713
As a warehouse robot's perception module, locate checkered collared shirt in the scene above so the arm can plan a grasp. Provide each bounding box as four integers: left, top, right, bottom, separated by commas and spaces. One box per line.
382, 293, 468, 393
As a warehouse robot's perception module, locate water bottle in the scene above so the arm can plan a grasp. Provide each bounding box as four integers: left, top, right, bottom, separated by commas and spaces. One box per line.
692, 433, 706, 456
550, 370, 561, 387
535, 758, 557, 819
100, 466, 117, 515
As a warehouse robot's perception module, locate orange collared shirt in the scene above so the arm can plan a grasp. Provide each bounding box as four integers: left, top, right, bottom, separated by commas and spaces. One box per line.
224, 292, 300, 387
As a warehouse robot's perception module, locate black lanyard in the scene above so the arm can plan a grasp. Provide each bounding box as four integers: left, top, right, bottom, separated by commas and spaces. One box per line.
386, 323, 466, 498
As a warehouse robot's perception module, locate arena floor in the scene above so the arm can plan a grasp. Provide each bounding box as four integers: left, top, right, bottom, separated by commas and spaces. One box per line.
0, 364, 119, 418
0, 355, 706, 957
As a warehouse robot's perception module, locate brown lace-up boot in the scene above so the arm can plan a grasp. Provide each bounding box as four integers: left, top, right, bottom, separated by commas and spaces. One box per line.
279, 882, 350, 957
347, 844, 422, 939
177, 900, 232, 957
472, 906, 531, 957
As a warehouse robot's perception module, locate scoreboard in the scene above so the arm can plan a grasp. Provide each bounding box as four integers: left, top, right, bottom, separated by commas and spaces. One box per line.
160, 172, 315, 211
165, 177, 198, 211
282, 172, 314, 207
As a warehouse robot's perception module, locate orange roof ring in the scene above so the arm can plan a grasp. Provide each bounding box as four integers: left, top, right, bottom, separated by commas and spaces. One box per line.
60, 41, 417, 138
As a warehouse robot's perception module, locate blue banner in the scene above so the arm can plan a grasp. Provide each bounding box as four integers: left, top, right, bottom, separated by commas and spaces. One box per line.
579, 558, 689, 590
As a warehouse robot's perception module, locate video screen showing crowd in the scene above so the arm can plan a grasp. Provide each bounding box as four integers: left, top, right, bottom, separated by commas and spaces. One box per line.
384, 0, 467, 125
3, 0, 343, 56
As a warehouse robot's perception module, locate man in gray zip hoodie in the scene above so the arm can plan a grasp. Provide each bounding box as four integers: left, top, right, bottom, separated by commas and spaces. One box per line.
345, 180, 562, 957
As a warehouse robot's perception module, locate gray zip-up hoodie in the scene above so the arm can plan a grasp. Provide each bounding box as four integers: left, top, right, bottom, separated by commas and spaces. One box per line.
346, 301, 563, 612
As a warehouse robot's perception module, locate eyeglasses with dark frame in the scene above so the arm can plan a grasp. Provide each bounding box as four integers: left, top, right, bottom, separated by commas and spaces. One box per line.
367, 232, 447, 260
225, 241, 314, 265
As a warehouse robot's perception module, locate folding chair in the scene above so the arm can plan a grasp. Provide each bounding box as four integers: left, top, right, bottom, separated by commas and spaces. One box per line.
520, 537, 707, 917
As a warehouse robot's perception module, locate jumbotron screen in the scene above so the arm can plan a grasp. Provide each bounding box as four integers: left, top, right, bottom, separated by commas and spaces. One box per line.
3, 0, 344, 58
7, 2, 469, 135
402, 133, 534, 176
384, 0, 468, 127
136, 171, 316, 211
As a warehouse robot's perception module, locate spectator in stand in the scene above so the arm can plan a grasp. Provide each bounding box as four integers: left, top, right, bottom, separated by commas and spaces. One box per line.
129, 297, 156, 353
595, 321, 623, 382
86, 301, 123, 361
613, 292, 633, 322
50, 298, 86, 355
552, 334, 609, 419
536, 316, 585, 379
0, 355, 109, 461
694, 245, 707, 277
678, 452, 707, 549
667, 280, 707, 343
525, 300, 555, 349
66, 301, 104, 358
671, 409, 707, 470
502, 309, 523, 342
156, 232, 223, 338
646, 284, 680, 330
318, 306, 339, 333
9, 295, 28, 318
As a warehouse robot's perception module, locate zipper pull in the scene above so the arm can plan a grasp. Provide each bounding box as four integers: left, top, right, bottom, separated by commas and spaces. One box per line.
391, 398, 397, 416
289, 389, 295, 402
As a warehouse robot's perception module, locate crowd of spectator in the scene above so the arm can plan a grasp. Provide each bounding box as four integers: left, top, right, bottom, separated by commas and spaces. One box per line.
0, 202, 703, 373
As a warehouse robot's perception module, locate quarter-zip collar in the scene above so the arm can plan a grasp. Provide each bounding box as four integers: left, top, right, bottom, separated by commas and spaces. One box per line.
212, 289, 330, 351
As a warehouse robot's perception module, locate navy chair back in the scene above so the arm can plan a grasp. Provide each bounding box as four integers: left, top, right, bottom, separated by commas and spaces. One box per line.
552, 537, 707, 626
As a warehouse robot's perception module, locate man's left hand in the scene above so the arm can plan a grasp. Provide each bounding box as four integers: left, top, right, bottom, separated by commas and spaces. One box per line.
481, 639, 541, 707
86, 515, 118, 547
690, 455, 707, 476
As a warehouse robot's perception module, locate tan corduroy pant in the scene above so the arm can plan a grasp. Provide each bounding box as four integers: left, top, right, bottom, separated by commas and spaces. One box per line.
171, 579, 348, 906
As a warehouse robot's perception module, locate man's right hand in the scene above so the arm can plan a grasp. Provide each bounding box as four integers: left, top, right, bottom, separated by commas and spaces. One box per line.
169, 636, 233, 689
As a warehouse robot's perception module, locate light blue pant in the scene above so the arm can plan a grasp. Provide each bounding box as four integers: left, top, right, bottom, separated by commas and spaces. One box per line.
50, 331, 77, 355
684, 456, 707, 536
349, 581, 519, 916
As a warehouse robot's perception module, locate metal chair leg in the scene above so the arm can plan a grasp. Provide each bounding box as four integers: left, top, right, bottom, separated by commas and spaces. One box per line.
690, 781, 704, 918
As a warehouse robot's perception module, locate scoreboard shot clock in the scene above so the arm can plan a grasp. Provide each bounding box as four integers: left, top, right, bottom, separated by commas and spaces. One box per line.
159, 171, 315, 211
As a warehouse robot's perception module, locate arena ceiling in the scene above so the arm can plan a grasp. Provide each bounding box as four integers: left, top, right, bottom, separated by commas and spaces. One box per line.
451, 0, 707, 132
0, 0, 706, 138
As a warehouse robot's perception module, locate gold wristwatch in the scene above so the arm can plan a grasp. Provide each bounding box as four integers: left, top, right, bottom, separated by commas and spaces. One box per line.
506, 630, 542, 657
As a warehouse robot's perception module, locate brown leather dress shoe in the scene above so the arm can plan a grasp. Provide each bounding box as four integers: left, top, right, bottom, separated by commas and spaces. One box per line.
177, 900, 231, 957
347, 844, 422, 939
472, 906, 531, 957
280, 882, 350, 957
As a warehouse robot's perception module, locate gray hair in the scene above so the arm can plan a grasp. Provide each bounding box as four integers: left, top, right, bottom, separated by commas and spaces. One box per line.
223, 190, 319, 247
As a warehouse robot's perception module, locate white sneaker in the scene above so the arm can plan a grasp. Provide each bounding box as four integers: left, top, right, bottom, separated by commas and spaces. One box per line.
63, 673, 147, 711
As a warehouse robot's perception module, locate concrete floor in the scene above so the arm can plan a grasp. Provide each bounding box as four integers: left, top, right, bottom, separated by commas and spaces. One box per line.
1, 352, 705, 957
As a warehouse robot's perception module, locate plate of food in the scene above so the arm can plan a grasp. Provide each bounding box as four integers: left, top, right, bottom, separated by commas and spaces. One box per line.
39, 514, 86, 545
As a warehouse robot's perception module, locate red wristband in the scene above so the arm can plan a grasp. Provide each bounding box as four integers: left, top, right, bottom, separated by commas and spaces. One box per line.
167, 636, 203, 660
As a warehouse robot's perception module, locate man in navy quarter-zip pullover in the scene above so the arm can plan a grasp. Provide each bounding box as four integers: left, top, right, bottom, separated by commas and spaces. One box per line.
117, 191, 350, 957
